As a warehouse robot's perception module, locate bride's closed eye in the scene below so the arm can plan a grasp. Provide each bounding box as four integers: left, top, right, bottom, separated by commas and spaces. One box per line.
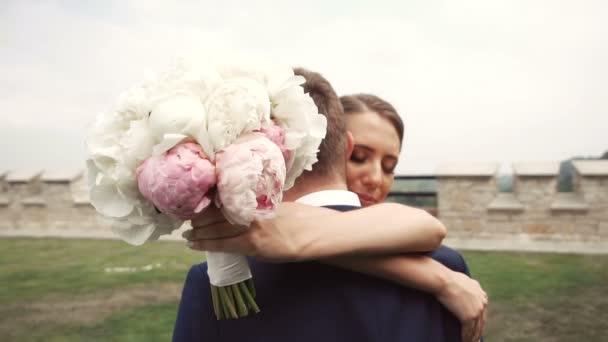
350, 147, 397, 175
382, 162, 396, 175
350, 150, 367, 163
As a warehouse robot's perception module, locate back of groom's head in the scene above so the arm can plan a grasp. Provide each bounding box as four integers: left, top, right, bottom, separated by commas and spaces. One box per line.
293, 67, 347, 182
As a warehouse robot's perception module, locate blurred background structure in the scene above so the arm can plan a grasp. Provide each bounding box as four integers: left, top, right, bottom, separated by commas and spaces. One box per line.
2, 159, 607, 254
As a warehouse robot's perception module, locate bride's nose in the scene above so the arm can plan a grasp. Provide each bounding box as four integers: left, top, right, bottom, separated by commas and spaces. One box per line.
362, 162, 382, 188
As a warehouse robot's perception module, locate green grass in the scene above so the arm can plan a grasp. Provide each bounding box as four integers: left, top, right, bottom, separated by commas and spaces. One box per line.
0, 237, 203, 303
1, 238, 607, 341
1, 238, 202, 342
463, 251, 608, 341
465, 251, 608, 301
10, 303, 177, 342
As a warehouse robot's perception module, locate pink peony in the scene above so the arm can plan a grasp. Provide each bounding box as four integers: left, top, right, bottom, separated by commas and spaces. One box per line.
258, 122, 293, 168
136, 142, 216, 220
215, 133, 286, 226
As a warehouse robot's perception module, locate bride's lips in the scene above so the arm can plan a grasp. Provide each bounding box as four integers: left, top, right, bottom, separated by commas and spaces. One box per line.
356, 193, 377, 206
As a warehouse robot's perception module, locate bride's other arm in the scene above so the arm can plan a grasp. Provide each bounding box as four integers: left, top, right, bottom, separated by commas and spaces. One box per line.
276, 202, 446, 260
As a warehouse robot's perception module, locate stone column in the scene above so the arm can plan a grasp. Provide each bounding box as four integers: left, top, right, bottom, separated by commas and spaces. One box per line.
436, 163, 499, 237
573, 160, 608, 240
5, 170, 43, 230
512, 162, 560, 236
0, 171, 10, 230
42, 169, 84, 230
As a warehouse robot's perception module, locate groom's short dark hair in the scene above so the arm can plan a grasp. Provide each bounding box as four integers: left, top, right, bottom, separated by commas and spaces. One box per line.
293, 67, 347, 180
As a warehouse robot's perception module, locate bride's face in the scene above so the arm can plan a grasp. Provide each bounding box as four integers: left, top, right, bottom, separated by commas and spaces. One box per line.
345, 111, 400, 207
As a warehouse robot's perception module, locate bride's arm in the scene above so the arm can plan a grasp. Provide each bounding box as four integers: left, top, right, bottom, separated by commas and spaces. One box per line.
271, 202, 446, 260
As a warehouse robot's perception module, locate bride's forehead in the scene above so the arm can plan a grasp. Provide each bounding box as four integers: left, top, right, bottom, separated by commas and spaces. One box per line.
346, 112, 400, 148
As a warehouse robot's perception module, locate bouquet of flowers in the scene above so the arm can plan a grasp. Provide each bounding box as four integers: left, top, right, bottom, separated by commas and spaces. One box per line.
85, 58, 327, 319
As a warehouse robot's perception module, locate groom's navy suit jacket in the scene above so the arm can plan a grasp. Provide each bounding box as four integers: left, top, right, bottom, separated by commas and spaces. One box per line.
173, 205, 472, 342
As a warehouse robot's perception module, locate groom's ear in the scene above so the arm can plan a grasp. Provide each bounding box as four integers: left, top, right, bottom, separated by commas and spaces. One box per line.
345, 131, 354, 161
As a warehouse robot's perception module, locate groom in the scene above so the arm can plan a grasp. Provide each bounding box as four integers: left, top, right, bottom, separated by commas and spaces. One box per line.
173, 68, 484, 342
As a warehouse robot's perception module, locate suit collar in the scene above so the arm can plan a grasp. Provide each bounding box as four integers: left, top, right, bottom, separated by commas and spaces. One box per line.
295, 190, 361, 207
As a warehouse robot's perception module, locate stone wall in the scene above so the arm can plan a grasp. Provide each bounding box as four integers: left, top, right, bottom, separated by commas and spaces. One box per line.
437, 161, 608, 245
0, 169, 111, 234
1, 161, 607, 252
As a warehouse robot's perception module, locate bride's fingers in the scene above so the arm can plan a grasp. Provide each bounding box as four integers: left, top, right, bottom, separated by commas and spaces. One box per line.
183, 224, 247, 240
191, 206, 225, 227
478, 308, 487, 341
473, 320, 481, 342
472, 296, 488, 342
471, 317, 481, 342
461, 320, 475, 342
188, 235, 253, 256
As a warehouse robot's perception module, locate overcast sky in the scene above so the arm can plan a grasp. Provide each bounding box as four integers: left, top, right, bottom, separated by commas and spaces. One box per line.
1, 0, 606, 175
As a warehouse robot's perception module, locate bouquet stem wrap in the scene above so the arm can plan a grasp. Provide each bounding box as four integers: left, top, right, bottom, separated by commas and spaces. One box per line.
206, 252, 259, 319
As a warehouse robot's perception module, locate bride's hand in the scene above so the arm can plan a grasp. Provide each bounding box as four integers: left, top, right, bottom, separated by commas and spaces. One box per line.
184, 203, 323, 262
435, 270, 488, 342
186, 205, 246, 239
184, 219, 301, 262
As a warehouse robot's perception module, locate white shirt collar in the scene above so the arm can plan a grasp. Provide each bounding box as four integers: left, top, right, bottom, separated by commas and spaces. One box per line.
295, 190, 361, 207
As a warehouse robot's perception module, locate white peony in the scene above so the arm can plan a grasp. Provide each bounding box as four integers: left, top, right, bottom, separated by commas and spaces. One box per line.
218, 64, 269, 87
270, 75, 327, 189
87, 160, 134, 218
110, 200, 184, 246
147, 95, 212, 156
218, 62, 294, 97
148, 96, 206, 140
114, 85, 151, 122
205, 77, 271, 151
142, 58, 221, 106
